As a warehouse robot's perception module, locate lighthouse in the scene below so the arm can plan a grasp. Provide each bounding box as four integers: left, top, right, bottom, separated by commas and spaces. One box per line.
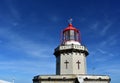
33, 20, 111, 83
54, 20, 88, 75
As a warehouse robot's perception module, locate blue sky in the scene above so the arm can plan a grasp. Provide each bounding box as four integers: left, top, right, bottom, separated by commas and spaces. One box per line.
0, 0, 120, 83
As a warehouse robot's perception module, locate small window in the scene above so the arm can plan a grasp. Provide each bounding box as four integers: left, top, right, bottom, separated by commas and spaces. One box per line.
70, 30, 75, 40
74, 31, 79, 41
65, 31, 69, 41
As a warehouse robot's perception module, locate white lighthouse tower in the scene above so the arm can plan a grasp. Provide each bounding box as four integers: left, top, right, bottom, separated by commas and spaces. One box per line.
33, 20, 111, 83
54, 20, 88, 75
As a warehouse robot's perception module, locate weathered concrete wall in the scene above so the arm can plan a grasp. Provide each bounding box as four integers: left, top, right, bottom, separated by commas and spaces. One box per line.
33, 75, 111, 83
55, 44, 88, 75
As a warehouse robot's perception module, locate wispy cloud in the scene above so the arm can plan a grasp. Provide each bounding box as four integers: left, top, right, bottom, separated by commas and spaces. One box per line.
88, 41, 118, 63
88, 57, 120, 75
5, 0, 21, 21
0, 26, 56, 76
0, 27, 53, 58
100, 35, 118, 47
90, 49, 114, 62
90, 22, 99, 31
0, 60, 55, 74
97, 49, 106, 54
94, 64, 120, 74
100, 23, 112, 36
89, 21, 113, 37
0, 0, 21, 27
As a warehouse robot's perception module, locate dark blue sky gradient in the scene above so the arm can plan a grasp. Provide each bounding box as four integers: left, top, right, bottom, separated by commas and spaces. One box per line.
0, 0, 120, 83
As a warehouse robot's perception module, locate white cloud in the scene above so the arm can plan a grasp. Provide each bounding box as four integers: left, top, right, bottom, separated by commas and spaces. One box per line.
0, 80, 11, 83
100, 23, 112, 36
100, 35, 117, 47
0, 59, 55, 75
90, 22, 99, 31
97, 49, 106, 54
94, 64, 120, 75
89, 21, 113, 37
0, 27, 53, 58
0, 27, 56, 75
89, 48, 116, 63
5, 0, 21, 21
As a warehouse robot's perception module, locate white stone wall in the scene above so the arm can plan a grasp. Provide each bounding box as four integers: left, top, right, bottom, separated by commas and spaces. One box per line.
55, 44, 88, 75
60, 52, 73, 74
73, 53, 86, 74
59, 51, 86, 74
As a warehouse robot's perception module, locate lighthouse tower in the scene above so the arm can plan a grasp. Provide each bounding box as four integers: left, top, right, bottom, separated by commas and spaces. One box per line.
33, 20, 111, 83
54, 20, 88, 75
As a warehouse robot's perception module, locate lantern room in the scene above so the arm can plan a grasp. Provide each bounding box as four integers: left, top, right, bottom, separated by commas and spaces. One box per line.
61, 23, 81, 45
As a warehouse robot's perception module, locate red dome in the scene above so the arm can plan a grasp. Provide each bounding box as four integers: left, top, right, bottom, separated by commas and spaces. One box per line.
63, 23, 79, 33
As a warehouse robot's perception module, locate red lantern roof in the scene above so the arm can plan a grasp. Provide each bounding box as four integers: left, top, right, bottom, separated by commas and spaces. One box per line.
63, 23, 79, 33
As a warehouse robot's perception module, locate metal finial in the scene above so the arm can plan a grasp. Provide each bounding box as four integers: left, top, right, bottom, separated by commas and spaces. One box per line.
68, 18, 73, 24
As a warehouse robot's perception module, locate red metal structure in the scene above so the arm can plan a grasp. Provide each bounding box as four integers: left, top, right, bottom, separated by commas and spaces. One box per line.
61, 23, 80, 45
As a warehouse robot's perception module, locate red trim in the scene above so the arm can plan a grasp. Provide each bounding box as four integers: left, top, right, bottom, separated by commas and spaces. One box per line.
63, 24, 79, 33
